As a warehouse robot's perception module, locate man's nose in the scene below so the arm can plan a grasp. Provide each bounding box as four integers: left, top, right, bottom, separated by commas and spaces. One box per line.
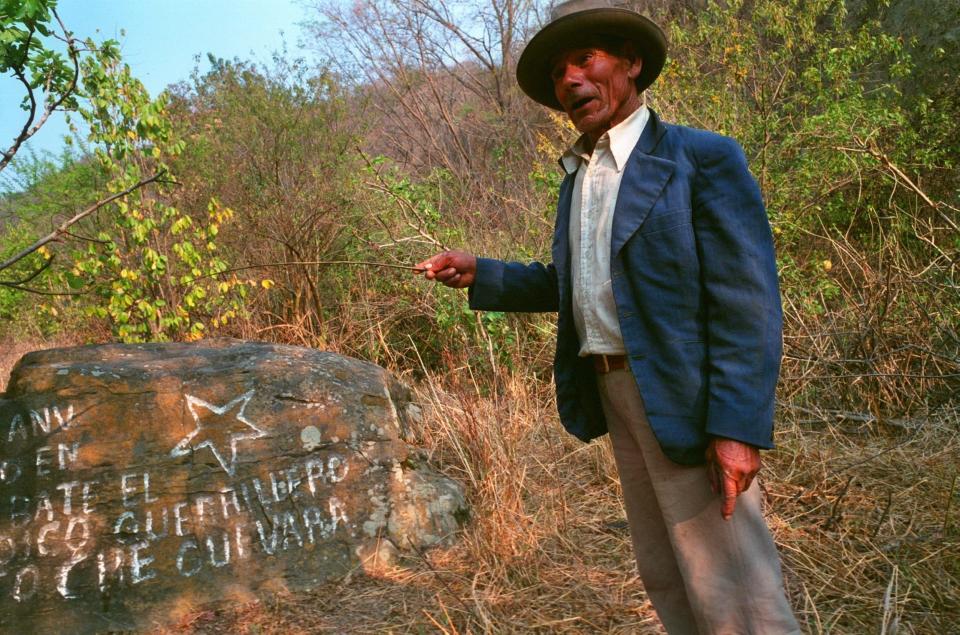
554, 64, 583, 94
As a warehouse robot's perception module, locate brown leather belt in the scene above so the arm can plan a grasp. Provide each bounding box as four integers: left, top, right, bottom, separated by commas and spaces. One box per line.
592, 353, 628, 374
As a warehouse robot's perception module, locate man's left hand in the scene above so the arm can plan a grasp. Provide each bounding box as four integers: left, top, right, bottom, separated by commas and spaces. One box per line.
705, 437, 761, 521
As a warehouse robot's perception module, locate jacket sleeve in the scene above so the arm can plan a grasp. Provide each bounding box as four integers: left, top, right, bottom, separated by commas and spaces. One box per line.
691, 135, 782, 449
467, 257, 559, 313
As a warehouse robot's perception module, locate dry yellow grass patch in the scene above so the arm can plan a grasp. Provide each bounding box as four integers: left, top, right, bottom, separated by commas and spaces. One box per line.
3, 339, 955, 633
161, 364, 960, 633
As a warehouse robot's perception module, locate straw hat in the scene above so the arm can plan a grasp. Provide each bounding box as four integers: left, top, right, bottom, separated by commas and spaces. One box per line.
516, 0, 667, 110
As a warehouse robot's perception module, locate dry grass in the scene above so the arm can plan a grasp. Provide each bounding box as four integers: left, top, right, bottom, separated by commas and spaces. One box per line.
152, 361, 958, 634
4, 333, 955, 633
159, 367, 662, 634
768, 403, 960, 634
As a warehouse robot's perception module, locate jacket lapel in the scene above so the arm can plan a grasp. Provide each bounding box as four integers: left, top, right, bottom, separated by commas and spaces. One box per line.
610, 110, 675, 258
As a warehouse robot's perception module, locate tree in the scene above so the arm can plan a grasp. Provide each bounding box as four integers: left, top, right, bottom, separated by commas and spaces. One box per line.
306, 0, 548, 234
1, 0, 248, 341
0, 0, 159, 293
1, 0, 78, 171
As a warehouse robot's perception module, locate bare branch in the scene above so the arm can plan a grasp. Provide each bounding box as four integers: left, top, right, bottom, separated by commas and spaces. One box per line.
60, 228, 112, 244
0, 282, 82, 296
2, 29, 38, 169
0, 170, 167, 273
0, 252, 54, 287
193, 260, 427, 283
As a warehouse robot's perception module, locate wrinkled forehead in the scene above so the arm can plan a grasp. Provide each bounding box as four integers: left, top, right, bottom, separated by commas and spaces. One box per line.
547, 34, 632, 68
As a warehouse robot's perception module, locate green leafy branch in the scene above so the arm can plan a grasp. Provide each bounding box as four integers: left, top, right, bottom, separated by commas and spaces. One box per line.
0, 169, 167, 292
1, 0, 80, 171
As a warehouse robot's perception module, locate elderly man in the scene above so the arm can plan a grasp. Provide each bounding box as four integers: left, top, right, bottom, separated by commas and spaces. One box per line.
417, 1, 800, 632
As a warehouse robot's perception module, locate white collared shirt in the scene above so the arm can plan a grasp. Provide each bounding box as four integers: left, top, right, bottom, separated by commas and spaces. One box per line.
560, 104, 649, 356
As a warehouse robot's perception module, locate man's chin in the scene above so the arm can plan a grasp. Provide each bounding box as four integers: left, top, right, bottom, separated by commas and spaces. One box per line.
572, 114, 606, 138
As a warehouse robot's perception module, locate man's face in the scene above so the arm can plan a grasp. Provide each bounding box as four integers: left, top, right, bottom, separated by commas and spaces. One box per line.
551, 43, 643, 143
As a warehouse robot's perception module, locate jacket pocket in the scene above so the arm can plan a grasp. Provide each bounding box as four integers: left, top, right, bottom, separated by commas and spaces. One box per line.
638, 208, 691, 236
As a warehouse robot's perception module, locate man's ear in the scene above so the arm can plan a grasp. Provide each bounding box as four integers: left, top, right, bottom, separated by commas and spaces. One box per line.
621, 42, 643, 81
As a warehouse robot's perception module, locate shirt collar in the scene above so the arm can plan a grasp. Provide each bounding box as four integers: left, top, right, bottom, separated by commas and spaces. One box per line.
559, 104, 649, 175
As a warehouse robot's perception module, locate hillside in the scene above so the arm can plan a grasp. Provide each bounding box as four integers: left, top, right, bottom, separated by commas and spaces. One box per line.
1, 0, 958, 631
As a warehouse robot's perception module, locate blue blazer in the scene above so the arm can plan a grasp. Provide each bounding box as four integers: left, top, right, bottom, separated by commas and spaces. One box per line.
468, 110, 782, 465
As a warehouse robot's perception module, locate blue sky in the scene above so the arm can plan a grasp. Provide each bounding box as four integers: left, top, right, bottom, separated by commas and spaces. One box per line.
1, 0, 310, 164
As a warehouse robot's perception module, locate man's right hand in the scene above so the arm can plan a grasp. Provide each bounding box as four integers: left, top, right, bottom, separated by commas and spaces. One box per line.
415, 251, 477, 289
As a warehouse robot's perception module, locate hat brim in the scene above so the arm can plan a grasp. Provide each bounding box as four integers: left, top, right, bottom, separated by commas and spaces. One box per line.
516, 8, 667, 110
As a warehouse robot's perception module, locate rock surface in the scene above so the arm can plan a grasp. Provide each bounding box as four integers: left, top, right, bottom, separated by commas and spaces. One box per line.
0, 339, 466, 633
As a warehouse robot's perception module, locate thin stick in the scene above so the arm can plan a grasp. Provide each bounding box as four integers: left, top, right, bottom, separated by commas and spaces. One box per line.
872, 491, 894, 540
825, 475, 855, 530
195, 259, 427, 281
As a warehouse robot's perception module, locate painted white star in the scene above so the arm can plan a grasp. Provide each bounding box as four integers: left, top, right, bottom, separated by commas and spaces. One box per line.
170, 390, 265, 476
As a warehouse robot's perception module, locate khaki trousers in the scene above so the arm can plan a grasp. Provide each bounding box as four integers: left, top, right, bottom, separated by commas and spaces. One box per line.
597, 368, 800, 635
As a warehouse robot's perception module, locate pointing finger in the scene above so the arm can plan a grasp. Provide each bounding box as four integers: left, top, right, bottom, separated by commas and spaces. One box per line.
721, 473, 738, 521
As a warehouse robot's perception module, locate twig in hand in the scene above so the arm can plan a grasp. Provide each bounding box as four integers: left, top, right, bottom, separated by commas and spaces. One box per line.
193, 259, 427, 282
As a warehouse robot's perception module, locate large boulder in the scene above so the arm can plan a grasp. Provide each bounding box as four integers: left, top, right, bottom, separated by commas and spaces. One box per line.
0, 339, 467, 633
